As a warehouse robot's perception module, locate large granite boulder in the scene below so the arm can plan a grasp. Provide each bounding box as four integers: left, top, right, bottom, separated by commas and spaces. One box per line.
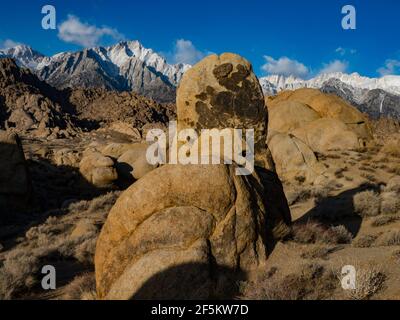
95, 164, 291, 299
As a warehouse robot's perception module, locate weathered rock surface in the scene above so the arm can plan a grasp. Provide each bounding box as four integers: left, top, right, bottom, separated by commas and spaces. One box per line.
177, 53, 268, 167
268, 131, 326, 183
79, 150, 118, 188
0, 131, 31, 213
266, 88, 373, 182
95, 53, 291, 300
116, 143, 157, 182
95, 164, 291, 299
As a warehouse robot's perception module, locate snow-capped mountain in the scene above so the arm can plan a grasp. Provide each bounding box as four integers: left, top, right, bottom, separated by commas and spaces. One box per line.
261, 73, 400, 119
0, 41, 190, 102
0, 45, 45, 69
260, 72, 400, 98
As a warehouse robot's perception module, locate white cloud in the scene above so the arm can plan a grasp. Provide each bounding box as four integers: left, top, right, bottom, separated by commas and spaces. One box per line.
0, 39, 22, 50
319, 60, 349, 74
171, 39, 206, 65
377, 59, 400, 76
261, 56, 309, 78
58, 15, 124, 47
335, 47, 356, 56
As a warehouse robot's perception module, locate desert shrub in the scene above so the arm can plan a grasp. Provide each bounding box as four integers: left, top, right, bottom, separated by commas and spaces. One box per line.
381, 139, 400, 157
300, 245, 336, 260
360, 173, 377, 183
380, 192, 400, 215
384, 176, 400, 193
377, 230, 400, 246
346, 265, 386, 300
87, 191, 120, 213
292, 222, 352, 245
241, 263, 337, 300
62, 273, 96, 300
371, 215, 399, 227
352, 234, 378, 248
353, 190, 381, 217
326, 226, 353, 244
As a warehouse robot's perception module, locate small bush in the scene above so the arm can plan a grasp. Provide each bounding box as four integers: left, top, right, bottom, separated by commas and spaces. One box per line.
381, 139, 400, 158
292, 222, 352, 245
241, 263, 337, 300
378, 230, 400, 246
352, 234, 378, 248
300, 245, 336, 260
62, 273, 96, 300
353, 190, 381, 217
371, 215, 399, 227
380, 192, 400, 215
346, 265, 386, 300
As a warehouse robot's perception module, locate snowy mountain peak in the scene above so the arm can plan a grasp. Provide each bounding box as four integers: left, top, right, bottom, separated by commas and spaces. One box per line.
260, 72, 400, 96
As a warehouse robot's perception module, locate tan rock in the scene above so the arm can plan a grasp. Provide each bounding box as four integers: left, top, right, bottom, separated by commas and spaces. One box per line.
79, 150, 118, 188
268, 100, 320, 133
268, 131, 326, 183
177, 53, 268, 167
95, 164, 291, 299
291, 118, 362, 153
116, 143, 157, 181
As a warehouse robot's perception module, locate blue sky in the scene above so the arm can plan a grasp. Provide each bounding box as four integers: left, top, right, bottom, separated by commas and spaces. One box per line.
0, 0, 399, 78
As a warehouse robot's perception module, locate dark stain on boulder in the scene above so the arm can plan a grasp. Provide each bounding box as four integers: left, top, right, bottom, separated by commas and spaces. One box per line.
213, 63, 233, 80
210, 91, 234, 114
195, 92, 208, 101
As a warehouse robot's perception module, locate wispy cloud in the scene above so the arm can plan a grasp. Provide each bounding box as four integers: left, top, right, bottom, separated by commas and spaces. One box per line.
58, 15, 124, 47
261, 56, 309, 78
170, 39, 206, 65
319, 60, 349, 74
377, 59, 400, 76
335, 47, 357, 56
0, 39, 22, 50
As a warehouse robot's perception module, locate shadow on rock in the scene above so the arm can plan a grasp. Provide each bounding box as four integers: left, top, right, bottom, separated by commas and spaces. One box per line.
130, 262, 246, 300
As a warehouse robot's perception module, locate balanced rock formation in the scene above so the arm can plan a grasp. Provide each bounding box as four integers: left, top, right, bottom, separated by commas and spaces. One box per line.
95, 53, 291, 300
177, 53, 269, 167
266, 88, 372, 183
0, 131, 31, 214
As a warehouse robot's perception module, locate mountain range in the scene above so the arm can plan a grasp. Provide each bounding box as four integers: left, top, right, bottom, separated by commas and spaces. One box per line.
1, 41, 400, 119
260, 73, 400, 119
0, 41, 190, 103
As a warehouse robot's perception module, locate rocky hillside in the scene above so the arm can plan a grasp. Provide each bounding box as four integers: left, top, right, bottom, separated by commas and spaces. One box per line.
0, 58, 176, 138
0, 58, 76, 138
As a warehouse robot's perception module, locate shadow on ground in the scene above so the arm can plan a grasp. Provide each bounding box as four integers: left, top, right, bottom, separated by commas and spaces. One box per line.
296, 183, 381, 237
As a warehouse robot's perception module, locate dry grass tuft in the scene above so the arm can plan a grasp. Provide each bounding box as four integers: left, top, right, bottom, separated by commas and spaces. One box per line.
353, 190, 381, 217
292, 222, 352, 245
62, 273, 97, 300
377, 230, 400, 246
241, 263, 337, 300
352, 234, 378, 248
346, 265, 386, 300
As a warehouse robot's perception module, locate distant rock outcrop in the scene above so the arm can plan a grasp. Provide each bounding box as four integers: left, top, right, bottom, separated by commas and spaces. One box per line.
0, 58, 76, 138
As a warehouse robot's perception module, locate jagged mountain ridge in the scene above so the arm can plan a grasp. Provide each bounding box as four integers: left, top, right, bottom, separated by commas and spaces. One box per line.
0, 41, 190, 102
260, 72, 400, 97
261, 73, 400, 119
